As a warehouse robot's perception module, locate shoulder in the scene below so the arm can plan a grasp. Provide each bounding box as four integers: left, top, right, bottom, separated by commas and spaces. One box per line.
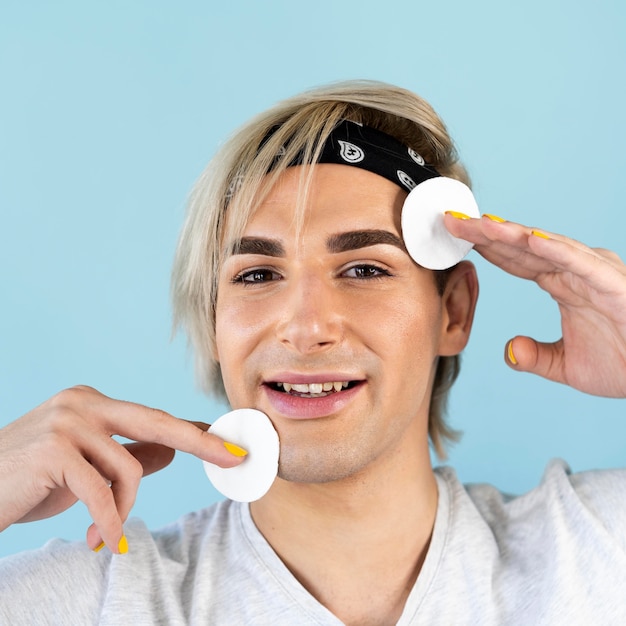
465, 460, 625, 528
427, 462, 626, 620
566, 462, 626, 539
436, 459, 626, 558
0, 533, 112, 623
0, 500, 242, 624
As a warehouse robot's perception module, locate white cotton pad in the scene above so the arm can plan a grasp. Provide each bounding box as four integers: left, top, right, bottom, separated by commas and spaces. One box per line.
203, 408, 280, 503
401, 177, 480, 270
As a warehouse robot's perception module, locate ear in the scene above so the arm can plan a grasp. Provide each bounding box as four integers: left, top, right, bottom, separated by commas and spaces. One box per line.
437, 261, 479, 357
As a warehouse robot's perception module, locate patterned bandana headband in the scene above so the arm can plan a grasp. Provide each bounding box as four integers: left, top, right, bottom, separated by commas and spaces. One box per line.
266, 119, 481, 270
279, 119, 440, 192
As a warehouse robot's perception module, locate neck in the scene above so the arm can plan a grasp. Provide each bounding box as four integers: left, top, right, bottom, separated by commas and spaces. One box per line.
250, 430, 438, 625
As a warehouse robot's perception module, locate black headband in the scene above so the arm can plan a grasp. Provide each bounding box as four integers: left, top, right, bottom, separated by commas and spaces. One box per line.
266, 120, 441, 192
260, 119, 480, 271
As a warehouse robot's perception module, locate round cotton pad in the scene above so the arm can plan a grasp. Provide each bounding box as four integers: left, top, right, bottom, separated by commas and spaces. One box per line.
401, 177, 480, 270
203, 409, 280, 503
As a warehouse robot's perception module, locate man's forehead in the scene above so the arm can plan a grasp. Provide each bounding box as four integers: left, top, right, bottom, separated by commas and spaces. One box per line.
259, 163, 407, 203
248, 167, 405, 226
221, 165, 407, 257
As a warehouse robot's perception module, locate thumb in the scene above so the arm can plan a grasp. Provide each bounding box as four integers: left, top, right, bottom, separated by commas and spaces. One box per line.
505, 336, 565, 384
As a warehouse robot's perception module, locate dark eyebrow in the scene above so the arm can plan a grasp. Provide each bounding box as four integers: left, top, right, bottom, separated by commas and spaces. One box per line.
228, 230, 405, 257
326, 230, 406, 254
229, 237, 285, 257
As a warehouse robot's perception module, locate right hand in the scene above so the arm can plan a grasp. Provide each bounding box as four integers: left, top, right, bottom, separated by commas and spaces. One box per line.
0, 386, 245, 552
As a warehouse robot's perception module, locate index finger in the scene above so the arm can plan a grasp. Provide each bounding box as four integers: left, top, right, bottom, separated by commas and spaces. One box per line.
121, 406, 246, 468
70, 387, 245, 468
445, 213, 626, 301
444, 213, 555, 279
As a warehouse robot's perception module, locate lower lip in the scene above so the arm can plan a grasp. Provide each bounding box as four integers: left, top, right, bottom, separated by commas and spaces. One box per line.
263, 383, 364, 420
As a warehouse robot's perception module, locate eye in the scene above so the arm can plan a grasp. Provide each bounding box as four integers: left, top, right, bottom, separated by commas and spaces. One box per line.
343, 264, 391, 279
233, 268, 282, 284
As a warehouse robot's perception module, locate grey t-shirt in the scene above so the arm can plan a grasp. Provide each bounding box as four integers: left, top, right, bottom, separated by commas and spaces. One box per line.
1, 459, 625, 625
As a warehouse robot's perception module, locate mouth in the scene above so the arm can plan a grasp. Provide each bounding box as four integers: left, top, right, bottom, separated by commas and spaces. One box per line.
266, 380, 361, 398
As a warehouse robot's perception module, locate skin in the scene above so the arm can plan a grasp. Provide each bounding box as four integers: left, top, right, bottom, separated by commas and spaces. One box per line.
215, 164, 478, 624
2, 144, 626, 623
0, 388, 245, 552
446, 213, 626, 397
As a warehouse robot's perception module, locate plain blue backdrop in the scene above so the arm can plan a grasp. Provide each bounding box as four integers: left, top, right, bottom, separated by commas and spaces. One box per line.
1, 0, 625, 558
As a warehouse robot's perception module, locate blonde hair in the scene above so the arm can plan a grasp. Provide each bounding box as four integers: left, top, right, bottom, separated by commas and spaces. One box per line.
172, 80, 468, 458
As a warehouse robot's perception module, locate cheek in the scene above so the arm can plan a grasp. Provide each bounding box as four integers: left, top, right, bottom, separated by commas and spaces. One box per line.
379, 300, 443, 420
368, 293, 441, 343
379, 297, 443, 374
215, 299, 239, 369
215, 295, 269, 380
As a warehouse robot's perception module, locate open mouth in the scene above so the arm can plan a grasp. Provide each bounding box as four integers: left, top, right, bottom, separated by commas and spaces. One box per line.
266, 381, 361, 398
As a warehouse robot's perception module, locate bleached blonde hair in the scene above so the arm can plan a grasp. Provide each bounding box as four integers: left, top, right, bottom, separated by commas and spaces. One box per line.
172, 80, 469, 457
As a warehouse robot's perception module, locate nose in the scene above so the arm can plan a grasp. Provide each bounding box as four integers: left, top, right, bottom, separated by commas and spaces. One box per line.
276, 275, 343, 354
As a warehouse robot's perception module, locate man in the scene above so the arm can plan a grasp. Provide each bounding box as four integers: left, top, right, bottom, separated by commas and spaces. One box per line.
1, 81, 625, 624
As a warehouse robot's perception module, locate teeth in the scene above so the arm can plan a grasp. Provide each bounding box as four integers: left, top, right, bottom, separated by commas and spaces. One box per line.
291, 383, 311, 393
276, 381, 351, 394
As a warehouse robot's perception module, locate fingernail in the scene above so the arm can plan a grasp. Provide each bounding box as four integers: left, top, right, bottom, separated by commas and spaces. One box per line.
531, 230, 550, 240
445, 210, 471, 220
484, 214, 506, 223
117, 535, 128, 555
507, 340, 518, 365
224, 441, 248, 457
93, 541, 106, 553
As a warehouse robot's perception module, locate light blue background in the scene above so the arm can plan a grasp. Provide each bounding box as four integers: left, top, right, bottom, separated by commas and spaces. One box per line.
1, 1, 624, 558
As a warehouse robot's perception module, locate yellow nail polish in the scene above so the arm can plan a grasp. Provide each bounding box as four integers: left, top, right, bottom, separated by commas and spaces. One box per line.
507, 341, 518, 365
93, 541, 106, 553
484, 214, 506, 223
117, 535, 128, 555
531, 230, 550, 240
445, 210, 471, 220
224, 441, 248, 457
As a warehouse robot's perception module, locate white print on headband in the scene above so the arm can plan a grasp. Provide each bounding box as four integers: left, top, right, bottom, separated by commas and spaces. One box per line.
226, 173, 245, 199
408, 148, 425, 166
397, 170, 417, 190
338, 140, 365, 163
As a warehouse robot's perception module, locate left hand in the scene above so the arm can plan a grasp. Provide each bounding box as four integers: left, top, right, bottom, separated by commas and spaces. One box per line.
445, 212, 626, 398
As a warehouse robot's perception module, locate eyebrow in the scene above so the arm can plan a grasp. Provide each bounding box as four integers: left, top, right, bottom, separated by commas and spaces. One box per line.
230, 237, 286, 257
229, 229, 405, 257
326, 230, 406, 254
